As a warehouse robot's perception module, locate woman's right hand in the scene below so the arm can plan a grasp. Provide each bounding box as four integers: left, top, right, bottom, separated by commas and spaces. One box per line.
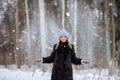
81, 60, 90, 64
35, 59, 43, 63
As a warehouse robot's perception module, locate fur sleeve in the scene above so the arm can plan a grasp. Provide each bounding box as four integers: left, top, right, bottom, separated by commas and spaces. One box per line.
71, 45, 82, 65
42, 44, 56, 63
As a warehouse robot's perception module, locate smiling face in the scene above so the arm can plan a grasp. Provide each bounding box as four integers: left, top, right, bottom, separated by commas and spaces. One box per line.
60, 36, 68, 42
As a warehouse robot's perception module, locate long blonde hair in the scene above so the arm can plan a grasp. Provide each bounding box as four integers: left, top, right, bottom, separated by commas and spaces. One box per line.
55, 40, 72, 49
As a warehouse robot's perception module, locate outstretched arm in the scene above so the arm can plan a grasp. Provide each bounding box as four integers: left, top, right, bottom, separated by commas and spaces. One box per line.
71, 45, 82, 65
42, 44, 56, 63
71, 45, 90, 65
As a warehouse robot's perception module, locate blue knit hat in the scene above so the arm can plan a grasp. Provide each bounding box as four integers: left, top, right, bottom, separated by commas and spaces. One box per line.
59, 29, 69, 38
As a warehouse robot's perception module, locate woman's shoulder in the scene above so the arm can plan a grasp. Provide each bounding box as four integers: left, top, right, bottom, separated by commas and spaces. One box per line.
53, 44, 58, 50
71, 44, 74, 46
71, 44, 74, 48
67, 43, 74, 49
53, 44, 57, 47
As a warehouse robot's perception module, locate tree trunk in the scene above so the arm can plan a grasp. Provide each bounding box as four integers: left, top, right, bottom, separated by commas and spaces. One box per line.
62, 0, 65, 28
15, 0, 26, 68
104, 0, 111, 68
25, 0, 31, 68
39, 0, 47, 71
111, 1, 116, 61
15, 0, 20, 68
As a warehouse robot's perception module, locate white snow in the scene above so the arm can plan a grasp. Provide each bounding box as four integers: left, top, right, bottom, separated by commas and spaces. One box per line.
0, 68, 119, 80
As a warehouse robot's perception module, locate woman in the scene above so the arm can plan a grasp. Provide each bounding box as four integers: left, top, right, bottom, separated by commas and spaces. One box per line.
36, 29, 90, 80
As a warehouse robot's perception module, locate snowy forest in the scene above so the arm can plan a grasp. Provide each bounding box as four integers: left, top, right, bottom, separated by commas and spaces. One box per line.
0, 0, 120, 80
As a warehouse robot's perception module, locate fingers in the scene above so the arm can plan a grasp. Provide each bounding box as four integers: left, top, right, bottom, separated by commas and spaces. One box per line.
82, 60, 90, 64
35, 59, 43, 63
83, 61, 90, 64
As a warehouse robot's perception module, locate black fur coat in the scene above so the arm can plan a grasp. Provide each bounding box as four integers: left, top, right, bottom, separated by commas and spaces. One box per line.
43, 41, 82, 80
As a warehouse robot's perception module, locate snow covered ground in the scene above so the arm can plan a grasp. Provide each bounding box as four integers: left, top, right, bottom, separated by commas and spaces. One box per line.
0, 67, 119, 80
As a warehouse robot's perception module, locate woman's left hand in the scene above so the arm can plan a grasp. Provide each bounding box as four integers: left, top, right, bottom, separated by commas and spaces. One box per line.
82, 60, 90, 64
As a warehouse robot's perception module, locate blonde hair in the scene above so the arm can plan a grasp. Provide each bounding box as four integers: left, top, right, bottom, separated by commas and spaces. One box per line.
55, 40, 72, 49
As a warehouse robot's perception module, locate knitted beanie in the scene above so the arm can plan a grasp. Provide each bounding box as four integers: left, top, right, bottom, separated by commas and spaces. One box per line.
59, 29, 69, 38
